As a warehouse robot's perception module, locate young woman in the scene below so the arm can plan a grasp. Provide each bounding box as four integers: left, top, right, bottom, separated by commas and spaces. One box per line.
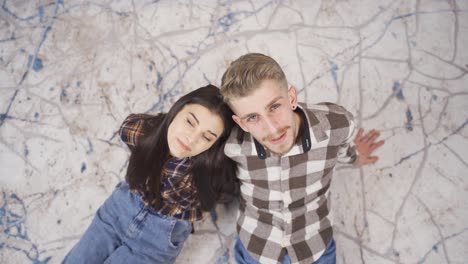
63, 85, 238, 264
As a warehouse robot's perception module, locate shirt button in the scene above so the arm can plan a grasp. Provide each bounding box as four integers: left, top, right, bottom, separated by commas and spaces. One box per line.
281, 237, 289, 247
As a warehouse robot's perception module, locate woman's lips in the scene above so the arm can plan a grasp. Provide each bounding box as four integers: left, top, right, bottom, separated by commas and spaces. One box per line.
176, 138, 191, 151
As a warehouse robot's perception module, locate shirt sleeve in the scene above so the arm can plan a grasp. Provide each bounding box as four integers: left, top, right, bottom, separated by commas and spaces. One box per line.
336, 109, 358, 164
119, 113, 160, 149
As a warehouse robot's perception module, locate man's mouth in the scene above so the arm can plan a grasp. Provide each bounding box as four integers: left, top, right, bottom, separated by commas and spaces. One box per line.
269, 131, 287, 145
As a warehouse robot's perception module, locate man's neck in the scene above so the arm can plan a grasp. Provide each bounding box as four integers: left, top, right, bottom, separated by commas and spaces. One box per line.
294, 109, 304, 144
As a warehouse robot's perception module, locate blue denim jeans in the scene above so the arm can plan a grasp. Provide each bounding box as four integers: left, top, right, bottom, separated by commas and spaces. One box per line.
234, 236, 336, 264
62, 181, 192, 264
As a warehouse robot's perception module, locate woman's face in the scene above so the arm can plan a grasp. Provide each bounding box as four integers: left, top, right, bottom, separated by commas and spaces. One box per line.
167, 104, 224, 158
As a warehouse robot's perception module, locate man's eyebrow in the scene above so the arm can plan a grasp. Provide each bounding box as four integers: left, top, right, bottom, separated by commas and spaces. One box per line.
240, 96, 283, 120
189, 112, 199, 124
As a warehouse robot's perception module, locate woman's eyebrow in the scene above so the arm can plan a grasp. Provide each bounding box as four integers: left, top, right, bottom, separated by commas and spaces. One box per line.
189, 112, 199, 124
207, 130, 218, 138
190, 112, 218, 138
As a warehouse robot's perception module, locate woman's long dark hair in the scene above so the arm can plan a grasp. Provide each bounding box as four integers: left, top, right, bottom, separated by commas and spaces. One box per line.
125, 84, 238, 211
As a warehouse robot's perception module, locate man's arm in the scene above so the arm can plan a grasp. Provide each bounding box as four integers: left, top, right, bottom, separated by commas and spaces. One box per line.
332, 104, 384, 166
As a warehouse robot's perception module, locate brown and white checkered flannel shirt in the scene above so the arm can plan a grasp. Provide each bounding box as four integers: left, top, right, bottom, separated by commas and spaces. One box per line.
224, 102, 357, 264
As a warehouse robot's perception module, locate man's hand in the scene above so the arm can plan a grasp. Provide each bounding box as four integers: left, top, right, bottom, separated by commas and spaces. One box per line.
353, 128, 385, 166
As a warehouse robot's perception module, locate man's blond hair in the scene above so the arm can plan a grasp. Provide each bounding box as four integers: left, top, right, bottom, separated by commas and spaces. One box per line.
220, 53, 288, 104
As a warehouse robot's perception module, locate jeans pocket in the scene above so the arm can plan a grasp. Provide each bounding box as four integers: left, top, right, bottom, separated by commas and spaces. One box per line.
168, 220, 190, 249
126, 207, 148, 239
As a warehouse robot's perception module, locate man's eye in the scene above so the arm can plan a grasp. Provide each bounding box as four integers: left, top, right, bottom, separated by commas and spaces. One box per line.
247, 115, 258, 122
271, 104, 280, 110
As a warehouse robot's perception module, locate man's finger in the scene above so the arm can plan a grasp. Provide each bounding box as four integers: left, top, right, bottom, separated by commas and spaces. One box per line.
367, 131, 381, 143
355, 128, 364, 141
370, 140, 385, 151
360, 130, 374, 142
363, 130, 377, 143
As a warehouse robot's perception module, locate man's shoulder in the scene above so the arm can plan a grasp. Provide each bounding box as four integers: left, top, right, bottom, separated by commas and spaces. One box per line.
224, 125, 258, 158
301, 102, 354, 123
302, 102, 352, 116
226, 125, 245, 143
300, 102, 355, 142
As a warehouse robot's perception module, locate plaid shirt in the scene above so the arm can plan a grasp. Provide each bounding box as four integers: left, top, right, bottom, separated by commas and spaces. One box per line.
224, 102, 357, 264
119, 114, 202, 222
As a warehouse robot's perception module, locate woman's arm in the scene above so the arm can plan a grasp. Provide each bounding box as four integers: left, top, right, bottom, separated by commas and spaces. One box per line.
119, 114, 163, 149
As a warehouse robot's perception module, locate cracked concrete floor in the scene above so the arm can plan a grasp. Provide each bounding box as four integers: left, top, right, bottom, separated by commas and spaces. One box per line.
1, 1, 467, 263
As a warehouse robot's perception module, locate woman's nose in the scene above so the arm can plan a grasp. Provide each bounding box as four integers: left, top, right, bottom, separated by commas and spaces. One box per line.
185, 133, 198, 145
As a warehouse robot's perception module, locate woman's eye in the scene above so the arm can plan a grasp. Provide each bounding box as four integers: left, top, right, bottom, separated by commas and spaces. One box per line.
204, 136, 213, 142
187, 119, 194, 127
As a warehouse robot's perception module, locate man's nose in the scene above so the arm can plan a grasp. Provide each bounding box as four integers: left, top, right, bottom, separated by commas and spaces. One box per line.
263, 116, 280, 133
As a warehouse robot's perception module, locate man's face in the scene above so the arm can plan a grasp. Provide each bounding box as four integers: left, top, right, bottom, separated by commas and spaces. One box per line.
230, 79, 300, 155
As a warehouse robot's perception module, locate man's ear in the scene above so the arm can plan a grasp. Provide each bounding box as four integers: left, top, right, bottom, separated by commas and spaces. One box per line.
288, 86, 298, 108
232, 115, 249, 132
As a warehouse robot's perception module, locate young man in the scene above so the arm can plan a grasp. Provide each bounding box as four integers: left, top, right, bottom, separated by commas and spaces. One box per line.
220, 53, 384, 264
